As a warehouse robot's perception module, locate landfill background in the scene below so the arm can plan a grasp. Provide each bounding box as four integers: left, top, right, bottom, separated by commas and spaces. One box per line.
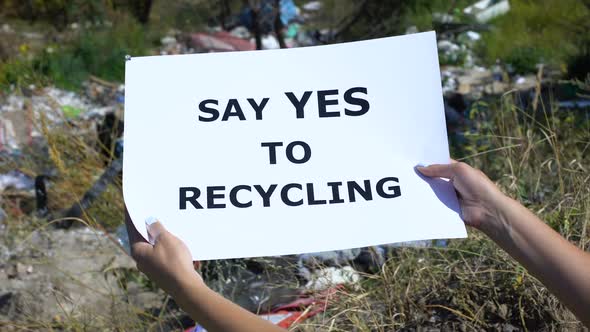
0, 0, 589, 331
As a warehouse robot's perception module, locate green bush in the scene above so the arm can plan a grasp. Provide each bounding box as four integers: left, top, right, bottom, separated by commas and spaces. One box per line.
48, 18, 149, 88
0, 57, 47, 89
402, 0, 474, 31
481, 0, 590, 75
502, 46, 545, 74
0, 0, 109, 30
0, 16, 152, 90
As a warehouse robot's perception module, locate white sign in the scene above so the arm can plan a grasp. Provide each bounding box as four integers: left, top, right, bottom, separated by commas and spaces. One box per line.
123, 31, 467, 261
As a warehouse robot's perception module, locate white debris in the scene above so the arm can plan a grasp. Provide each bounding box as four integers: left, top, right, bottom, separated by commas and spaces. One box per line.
464, 0, 510, 23
2, 24, 13, 33
465, 31, 481, 41
432, 12, 455, 24
0, 86, 118, 152
160, 36, 177, 46
441, 70, 458, 94
438, 40, 461, 53
230, 26, 251, 39
405, 26, 419, 35
0, 170, 34, 192
303, 1, 322, 11
261, 35, 280, 50
305, 266, 360, 290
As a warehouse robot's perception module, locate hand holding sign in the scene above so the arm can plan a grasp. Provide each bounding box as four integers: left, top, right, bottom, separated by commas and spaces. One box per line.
123, 31, 467, 260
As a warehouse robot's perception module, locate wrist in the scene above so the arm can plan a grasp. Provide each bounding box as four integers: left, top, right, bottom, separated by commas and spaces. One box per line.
168, 270, 207, 298
478, 188, 512, 240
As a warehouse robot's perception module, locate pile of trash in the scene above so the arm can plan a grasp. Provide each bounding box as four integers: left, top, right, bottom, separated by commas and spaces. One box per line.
0, 75, 126, 226
0, 81, 123, 154
180, 238, 445, 331
157, 0, 326, 56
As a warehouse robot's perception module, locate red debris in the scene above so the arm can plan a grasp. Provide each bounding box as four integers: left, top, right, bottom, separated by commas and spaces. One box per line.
190, 32, 255, 53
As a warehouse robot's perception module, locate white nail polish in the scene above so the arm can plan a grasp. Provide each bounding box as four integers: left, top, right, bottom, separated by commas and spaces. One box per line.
145, 216, 158, 226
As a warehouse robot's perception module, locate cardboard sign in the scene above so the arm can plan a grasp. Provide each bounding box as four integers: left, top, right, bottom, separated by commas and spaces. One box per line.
123, 31, 466, 260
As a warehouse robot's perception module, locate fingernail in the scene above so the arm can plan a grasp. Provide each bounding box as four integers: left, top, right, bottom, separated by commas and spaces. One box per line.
145, 216, 158, 226
145, 216, 159, 245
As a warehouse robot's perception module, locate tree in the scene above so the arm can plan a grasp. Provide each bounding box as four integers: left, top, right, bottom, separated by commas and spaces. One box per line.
128, 0, 153, 24
218, 0, 231, 30
246, 0, 263, 50
273, 0, 286, 48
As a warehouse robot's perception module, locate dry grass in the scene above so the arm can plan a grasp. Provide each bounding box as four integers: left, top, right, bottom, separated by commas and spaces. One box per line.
1, 83, 589, 331
296, 88, 590, 331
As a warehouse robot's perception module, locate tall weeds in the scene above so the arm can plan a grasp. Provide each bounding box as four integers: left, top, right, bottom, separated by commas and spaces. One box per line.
1, 85, 588, 330
298, 89, 589, 331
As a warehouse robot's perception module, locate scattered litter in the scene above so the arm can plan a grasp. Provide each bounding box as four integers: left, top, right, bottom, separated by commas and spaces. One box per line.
441, 70, 458, 93
115, 224, 131, 255
0, 81, 122, 154
190, 32, 255, 53
0, 170, 34, 192
160, 35, 176, 46
305, 266, 360, 291
465, 31, 481, 41
279, 0, 299, 25
438, 40, 461, 53
432, 12, 455, 24
261, 35, 280, 50
285, 23, 300, 39
405, 26, 419, 35
299, 248, 361, 267
1, 24, 13, 33
7, 262, 33, 279
558, 100, 590, 109
62, 105, 83, 118
230, 26, 250, 39
464, 0, 510, 23
160, 35, 183, 55
303, 1, 321, 11
45, 87, 94, 115
187, 286, 338, 331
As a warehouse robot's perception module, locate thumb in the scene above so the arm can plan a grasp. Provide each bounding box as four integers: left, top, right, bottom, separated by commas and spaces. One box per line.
417, 164, 456, 179
146, 217, 167, 245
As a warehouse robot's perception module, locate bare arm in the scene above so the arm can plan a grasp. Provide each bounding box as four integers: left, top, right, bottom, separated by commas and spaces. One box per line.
124, 211, 285, 332
418, 162, 590, 326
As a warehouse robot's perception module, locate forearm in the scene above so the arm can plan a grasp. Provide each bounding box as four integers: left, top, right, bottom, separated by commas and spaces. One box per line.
169, 274, 285, 332
484, 195, 590, 325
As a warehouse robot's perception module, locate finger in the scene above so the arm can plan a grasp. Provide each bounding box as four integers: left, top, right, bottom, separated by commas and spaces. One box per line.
125, 207, 148, 246
416, 164, 456, 179
450, 158, 459, 164
131, 240, 152, 262
146, 218, 168, 245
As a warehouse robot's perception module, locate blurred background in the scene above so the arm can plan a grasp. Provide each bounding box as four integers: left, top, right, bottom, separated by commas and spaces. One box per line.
0, 0, 589, 331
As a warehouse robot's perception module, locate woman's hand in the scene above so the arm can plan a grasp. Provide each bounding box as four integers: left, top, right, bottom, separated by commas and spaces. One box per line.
123, 209, 286, 332
420, 161, 590, 326
124, 211, 203, 297
417, 161, 507, 236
